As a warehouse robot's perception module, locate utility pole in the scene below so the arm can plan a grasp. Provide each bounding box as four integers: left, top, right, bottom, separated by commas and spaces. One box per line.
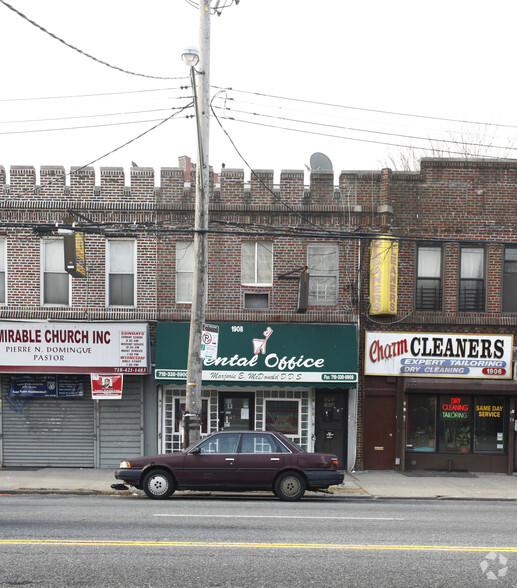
183, 1, 211, 448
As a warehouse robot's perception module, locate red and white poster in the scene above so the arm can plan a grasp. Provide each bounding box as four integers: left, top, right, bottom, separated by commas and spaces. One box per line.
91, 374, 123, 399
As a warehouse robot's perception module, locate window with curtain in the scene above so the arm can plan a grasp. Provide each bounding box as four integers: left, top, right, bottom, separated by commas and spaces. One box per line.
502, 247, 517, 312
307, 244, 338, 305
107, 240, 135, 306
459, 247, 485, 311
241, 241, 273, 285
176, 240, 194, 303
0, 237, 5, 304
42, 238, 69, 305
415, 245, 442, 310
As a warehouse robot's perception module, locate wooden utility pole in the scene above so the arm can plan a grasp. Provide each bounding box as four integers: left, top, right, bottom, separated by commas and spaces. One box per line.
184, 0, 211, 448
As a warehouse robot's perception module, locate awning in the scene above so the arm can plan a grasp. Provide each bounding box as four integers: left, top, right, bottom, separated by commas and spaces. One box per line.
155, 322, 357, 388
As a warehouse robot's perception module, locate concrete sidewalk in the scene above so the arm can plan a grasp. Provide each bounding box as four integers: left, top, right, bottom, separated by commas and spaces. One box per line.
0, 467, 515, 500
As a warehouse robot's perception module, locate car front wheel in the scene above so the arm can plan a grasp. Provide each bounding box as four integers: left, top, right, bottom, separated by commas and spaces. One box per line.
142, 469, 175, 499
274, 471, 306, 501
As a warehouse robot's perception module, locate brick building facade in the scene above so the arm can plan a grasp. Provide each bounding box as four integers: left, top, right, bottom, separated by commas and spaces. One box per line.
0, 157, 516, 473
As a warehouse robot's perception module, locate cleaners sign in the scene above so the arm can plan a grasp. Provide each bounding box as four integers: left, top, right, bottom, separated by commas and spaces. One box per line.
365, 331, 513, 379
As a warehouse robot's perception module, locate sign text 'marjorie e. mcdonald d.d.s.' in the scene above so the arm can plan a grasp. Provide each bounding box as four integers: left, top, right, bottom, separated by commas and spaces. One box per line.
156, 323, 358, 387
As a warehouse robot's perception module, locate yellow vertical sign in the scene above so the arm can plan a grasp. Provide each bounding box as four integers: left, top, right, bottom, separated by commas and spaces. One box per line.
370, 238, 398, 315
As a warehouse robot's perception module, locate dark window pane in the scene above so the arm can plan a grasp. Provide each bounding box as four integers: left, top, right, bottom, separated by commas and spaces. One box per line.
416, 278, 442, 310
109, 274, 134, 306
502, 275, 517, 312
459, 280, 484, 311
474, 397, 505, 453
406, 395, 436, 452
439, 395, 471, 453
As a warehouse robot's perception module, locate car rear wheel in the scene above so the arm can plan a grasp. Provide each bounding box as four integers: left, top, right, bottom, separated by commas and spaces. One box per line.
142, 469, 175, 499
274, 471, 306, 501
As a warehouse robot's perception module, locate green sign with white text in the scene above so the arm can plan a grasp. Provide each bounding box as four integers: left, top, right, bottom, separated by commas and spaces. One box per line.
155, 322, 357, 387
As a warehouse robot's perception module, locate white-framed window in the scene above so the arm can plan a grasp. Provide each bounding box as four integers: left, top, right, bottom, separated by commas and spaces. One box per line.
106, 239, 136, 306
41, 238, 70, 305
241, 241, 273, 285
416, 245, 442, 311
265, 399, 301, 436
0, 237, 6, 304
459, 247, 485, 312
176, 240, 194, 303
307, 244, 338, 305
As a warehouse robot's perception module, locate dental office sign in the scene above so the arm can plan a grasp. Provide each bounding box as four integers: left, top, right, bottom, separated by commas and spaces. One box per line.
365, 331, 513, 379
156, 323, 358, 385
0, 322, 149, 374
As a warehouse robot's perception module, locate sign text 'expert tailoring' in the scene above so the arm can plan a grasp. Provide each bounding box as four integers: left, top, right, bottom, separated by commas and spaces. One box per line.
0, 322, 149, 374
365, 331, 513, 379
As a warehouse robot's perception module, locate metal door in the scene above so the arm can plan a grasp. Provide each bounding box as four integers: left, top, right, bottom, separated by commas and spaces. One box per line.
315, 389, 347, 469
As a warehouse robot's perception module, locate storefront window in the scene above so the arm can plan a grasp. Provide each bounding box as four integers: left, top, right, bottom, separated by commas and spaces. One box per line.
407, 393, 508, 455
265, 400, 300, 435
406, 395, 436, 452
439, 395, 471, 453
474, 396, 506, 453
174, 398, 208, 434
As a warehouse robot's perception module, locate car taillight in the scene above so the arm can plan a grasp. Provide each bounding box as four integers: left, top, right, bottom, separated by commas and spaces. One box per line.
331, 458, 339, 469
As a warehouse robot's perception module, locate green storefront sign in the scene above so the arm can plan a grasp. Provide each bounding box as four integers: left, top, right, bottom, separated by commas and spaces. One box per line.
155, 322, 357, 387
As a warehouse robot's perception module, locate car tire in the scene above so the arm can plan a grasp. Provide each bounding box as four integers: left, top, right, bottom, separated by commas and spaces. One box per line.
274, 471, 306, 501
142, 469, 175, 499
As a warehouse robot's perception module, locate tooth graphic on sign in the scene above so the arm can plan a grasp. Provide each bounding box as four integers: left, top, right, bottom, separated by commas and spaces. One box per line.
252, 327, 273, 355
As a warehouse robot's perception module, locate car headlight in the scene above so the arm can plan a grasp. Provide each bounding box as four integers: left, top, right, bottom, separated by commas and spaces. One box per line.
119, 460, 131, 468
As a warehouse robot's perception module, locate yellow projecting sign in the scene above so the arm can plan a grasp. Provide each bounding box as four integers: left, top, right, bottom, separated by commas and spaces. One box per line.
369, 237, 398, 315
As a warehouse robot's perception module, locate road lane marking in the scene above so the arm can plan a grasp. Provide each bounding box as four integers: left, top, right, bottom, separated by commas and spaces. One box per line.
1, 540, 517, 552
153, 514, 404, 521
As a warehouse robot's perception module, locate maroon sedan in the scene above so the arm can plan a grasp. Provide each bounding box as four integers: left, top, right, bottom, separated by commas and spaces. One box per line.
114, 430, 344, 501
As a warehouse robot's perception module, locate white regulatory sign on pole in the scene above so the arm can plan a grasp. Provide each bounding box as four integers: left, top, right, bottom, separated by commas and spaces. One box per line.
201, 324, 219, 359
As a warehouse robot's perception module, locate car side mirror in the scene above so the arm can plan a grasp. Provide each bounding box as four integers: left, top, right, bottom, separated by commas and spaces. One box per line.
190, 447, 201, 454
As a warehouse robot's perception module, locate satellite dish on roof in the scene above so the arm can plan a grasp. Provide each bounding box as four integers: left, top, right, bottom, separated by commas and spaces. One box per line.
309, 152, 333, 171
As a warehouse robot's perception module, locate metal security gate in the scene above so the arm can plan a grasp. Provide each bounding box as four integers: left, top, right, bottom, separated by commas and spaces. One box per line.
97, 377, 143, 468
1, 379, 95, 467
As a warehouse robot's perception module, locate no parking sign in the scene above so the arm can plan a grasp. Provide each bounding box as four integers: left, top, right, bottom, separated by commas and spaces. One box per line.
201, 324, 219, 359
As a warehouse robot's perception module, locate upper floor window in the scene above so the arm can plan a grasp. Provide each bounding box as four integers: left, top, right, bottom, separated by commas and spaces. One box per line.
0, 237, 5, 304
42, 238, 70, 305
307, 244, 338, 305
107, 240, 136, 306
241, 241, 273, 285
416, 245, 442, 311
502, 247, 517, 312
176, 240, 194, 303
459, 247, 485, 311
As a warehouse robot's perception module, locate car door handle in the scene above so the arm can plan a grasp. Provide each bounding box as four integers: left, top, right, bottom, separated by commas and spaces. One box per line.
225, 458, 235, 461
270, 458, 280, 461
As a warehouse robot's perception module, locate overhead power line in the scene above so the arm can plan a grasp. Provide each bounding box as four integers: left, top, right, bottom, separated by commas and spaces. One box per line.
214, 86, 517, 131
214, 114, 514, 159
0, 0, 186, 81
211, 104, 517, 154
0, 86, 186, 103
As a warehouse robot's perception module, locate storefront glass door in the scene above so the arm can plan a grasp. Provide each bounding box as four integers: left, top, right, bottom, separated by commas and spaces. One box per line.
219, 393, 255, 430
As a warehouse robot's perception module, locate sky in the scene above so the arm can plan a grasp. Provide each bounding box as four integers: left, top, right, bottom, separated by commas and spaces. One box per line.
1, 0, 517, 185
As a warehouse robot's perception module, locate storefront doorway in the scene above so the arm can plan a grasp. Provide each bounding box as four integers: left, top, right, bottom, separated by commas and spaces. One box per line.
363, 394, 396, 470
218, 392, 255, 430
315, 389, 348, 469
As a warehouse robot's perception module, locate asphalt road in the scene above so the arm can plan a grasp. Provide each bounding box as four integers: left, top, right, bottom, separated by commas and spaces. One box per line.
1, 494, 516, 587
